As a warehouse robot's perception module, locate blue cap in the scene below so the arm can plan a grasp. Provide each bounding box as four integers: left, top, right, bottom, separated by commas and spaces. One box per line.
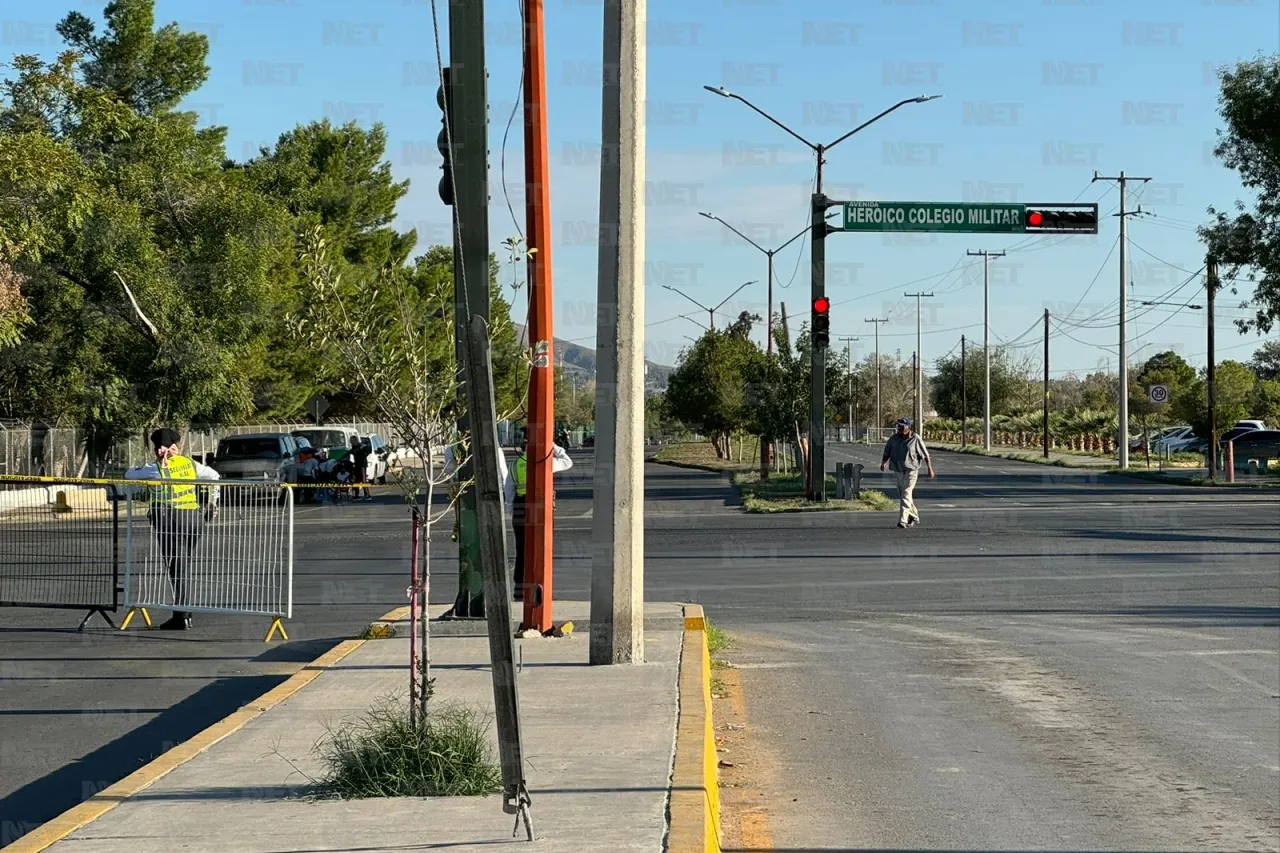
896, 418, 912, 427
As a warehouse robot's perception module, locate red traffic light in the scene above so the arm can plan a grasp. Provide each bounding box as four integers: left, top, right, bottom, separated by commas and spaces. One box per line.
1028, 211, 1043, 227
813, 297, 830, 313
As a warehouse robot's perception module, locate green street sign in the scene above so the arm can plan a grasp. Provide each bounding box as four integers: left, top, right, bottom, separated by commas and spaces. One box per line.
842, 201, 1026, 234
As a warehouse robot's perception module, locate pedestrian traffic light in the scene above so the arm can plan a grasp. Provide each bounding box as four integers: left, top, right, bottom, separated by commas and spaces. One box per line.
812, 296, 831, 349
437, 66, 454, 207
1024, 205, 1098, 234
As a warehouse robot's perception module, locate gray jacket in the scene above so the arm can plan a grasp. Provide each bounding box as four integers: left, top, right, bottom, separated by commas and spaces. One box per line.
882, 433, 930, 473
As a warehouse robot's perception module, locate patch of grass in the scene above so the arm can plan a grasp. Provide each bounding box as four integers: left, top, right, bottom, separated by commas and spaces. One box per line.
710, 676, 728, 696
313, 698, 502, 798
654, 440, 759, 472
731, 470, 893, 513
360, 623, 397, 640
706, 621, 731, 654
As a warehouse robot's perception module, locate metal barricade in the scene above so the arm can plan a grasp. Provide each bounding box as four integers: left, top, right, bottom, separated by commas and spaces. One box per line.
120, 479, 294, 641
0, 476, 121, 629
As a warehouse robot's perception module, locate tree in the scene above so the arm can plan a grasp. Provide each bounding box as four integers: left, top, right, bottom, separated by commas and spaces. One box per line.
1130, 351, 1197, 426
665, 312, 761, 457
0, 259, 30, 347
1173, 360, 1258, 439
1251, 377, 1280, 424
1248, 339, 1280, 381
930, 347, 1022, 419
1199, 55, 1280, 334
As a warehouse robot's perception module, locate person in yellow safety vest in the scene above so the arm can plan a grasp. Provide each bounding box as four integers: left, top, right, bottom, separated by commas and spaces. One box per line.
503, 427, 573, 602
124, 428, 221, 631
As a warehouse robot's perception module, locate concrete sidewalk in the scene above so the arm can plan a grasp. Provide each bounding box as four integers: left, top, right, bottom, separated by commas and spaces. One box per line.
32, 602, 692, 853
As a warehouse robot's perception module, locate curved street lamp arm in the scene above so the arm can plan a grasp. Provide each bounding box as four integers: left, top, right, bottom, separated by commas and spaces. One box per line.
775, 222, 813, 254
714, 280, 757, 315
700, 211, 769, 255
704, 86, 816, 151
825, 96, 941, 152
663, 285, 710, 313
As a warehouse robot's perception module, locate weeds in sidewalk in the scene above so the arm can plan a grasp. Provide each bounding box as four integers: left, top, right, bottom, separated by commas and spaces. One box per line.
706, 621, 731, 654
312, 697, 501, 798
710, 676, 728, 697
360, 623, 397, 640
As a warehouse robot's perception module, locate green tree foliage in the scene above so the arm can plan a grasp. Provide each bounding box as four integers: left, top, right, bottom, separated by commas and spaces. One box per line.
0, 0, 520, 450
1200, 55, 1280, 334
929, 347, 1022, 419
665, 312, 763, 457
1130, 350, 1197, 422
1173, 360, 1258, 439
1248, 339, 1280, 381
1251, 377, 1280, 424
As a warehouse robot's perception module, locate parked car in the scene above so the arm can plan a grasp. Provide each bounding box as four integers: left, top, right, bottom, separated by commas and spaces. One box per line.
1232, 419, 1267, 432
292, 426, 360, 455
1231, 429, 1280, 456
293, 428, 391, 484
1151, 426, 1196, 454
211, 433, 301, 483
1131, 425, 1187, 452
1218, 425, 1260, 447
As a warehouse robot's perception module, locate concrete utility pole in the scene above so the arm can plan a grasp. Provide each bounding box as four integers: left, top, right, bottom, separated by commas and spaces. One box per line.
905, 292, 934, 431
966, 250, 1005, 450
1092, 170, 1151, 469
1206, 257, 1219, 480
522, 0, 556, 633
865, 318, 889, 442
590, 0, 645, 666
839, 336, 858, 440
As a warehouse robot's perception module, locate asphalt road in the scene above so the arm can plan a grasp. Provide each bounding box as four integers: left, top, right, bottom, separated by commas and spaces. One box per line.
713, 444, 1280, 852
3, 445, 1278, 850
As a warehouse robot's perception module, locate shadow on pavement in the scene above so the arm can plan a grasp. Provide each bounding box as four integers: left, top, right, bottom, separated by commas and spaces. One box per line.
0, 637, 344, 834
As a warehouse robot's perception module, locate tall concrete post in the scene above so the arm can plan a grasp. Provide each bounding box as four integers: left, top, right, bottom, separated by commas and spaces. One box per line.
589, 0, 645, 665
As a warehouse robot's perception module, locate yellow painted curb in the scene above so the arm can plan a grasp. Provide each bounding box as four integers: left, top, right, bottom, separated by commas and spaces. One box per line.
0, 606, 405, 853
668, 603, 721, 853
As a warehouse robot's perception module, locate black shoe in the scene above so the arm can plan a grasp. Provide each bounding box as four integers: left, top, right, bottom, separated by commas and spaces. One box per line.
897, 521, 907, 529
907, 517, 919, 527
159, 613, 191, 630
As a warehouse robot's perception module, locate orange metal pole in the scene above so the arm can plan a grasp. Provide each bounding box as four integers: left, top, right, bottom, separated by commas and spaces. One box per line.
522, 0, 555, 634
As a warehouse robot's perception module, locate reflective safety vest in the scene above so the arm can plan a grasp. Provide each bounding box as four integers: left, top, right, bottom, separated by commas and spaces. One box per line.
152, 455, 200, 510
513, 454, 527, 497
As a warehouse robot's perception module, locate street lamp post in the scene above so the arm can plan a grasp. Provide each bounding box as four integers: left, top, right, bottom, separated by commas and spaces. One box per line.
662, 281, 756, 331
699, 214, 811, 356
703, 86, 941, 502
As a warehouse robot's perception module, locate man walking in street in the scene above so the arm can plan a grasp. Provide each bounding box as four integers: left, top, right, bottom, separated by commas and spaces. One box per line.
880, 417, 934, 529
125, 428, 221, 629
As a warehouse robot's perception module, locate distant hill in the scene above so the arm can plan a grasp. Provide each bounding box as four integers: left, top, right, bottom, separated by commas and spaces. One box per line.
514, 324, 672, 393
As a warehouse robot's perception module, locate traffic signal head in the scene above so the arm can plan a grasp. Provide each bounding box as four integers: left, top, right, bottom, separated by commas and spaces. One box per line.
812, 296, 831, 349
437, 66, 454, 207
1024, 205, 1098, 234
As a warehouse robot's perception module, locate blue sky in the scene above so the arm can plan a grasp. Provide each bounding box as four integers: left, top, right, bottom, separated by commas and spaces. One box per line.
2, 0, 1278, 377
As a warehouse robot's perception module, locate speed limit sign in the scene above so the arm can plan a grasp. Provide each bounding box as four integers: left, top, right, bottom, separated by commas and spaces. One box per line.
1148, 384, 1169, 404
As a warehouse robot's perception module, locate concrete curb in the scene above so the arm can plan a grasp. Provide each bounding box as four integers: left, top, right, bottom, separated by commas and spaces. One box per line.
667, 603, 721, 853
0, 608, 403, 853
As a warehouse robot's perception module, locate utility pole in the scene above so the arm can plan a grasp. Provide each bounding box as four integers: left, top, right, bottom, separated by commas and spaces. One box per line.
590, 0, 645, 666
522, 0, 556, 633
1093, 170, 1151, 469
447, 0, 493, 619
865, 318, 889, 442
960, 335, 967, 448
1043, 309, 1050, 459
808, 194, 833, 502
966, 250, 1005, 450
839, 336, 858, 441
905, 291, 934, 431
1206, 257, 1218, 480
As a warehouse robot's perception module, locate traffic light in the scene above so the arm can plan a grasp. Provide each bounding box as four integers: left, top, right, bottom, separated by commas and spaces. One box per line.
437, 66, 454, 207
1024, 205, 1098, 234
812, 296, 831, 349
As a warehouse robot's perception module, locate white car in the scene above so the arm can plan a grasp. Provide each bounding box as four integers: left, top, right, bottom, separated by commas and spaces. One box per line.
1152, 426, 1196, 454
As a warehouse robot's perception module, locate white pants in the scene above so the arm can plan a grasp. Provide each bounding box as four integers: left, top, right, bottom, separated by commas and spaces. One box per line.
894, 469, 919, 524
